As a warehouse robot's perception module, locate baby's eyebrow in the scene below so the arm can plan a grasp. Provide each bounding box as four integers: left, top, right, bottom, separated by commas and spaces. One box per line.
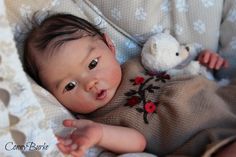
80, 46, 94, 65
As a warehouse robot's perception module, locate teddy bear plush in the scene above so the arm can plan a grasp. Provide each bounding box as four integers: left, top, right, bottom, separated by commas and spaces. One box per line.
141, 30, 214, 80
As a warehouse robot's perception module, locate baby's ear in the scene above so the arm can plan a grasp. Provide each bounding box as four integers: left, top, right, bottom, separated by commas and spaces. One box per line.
103, 33, 116, 54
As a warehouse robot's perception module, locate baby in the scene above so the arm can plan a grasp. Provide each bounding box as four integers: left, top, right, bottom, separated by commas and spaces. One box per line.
23, 13, 236, 157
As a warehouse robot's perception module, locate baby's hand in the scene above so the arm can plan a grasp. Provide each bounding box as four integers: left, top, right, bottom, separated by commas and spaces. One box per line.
198, 49, 229, 70
57, 119, 103, 157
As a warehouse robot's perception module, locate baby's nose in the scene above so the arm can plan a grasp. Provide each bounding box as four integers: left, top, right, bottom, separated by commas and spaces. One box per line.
85, 79, 98, 92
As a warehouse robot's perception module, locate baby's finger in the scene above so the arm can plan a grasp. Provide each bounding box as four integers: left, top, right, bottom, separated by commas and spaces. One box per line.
57, 143, 71, 154
64, 119, 93, 128
70, 143, 78, 150
201, 52, 211, 64
215, 58, 224, 70
71, 151, 84, 157
208, 55, 217, 69
64, 139, 73, 146
198, 53, 204, 63
56, 135, 64, 143
56, 135, 73, 146
71, 146, 86, 157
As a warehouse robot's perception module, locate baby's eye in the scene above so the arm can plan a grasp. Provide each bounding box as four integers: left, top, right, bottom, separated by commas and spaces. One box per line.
88, 58, 98, 70
64, 81, 77, 92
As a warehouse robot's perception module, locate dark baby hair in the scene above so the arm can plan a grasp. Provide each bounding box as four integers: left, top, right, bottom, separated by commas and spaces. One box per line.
23, 13, 104, 85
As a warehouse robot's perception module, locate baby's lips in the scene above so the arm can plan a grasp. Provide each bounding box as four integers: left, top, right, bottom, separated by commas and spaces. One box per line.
96, 89, 107, 100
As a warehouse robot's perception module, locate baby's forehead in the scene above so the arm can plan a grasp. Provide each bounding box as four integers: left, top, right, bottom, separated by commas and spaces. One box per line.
40, 34, 103, 58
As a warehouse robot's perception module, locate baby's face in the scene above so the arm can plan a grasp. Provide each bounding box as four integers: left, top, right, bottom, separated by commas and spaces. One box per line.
38, 35, 122, 113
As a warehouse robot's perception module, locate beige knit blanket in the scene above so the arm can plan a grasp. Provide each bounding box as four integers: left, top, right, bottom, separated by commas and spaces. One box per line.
86, 57, 236, 156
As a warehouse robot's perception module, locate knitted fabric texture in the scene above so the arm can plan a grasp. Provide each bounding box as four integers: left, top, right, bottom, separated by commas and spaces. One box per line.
86, 57, 236, 156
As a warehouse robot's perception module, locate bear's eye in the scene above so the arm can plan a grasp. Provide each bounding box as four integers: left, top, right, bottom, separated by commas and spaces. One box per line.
176, 52, 179, 56
186, 46, 190, 51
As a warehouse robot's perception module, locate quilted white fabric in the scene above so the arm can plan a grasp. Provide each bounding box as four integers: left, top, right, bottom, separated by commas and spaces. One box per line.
0, 0, 61, 156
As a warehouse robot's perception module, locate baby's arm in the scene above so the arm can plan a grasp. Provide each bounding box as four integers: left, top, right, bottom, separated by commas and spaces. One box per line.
214, 141, 236, 157
57, 119, 146, 157
197, 49, 229, 70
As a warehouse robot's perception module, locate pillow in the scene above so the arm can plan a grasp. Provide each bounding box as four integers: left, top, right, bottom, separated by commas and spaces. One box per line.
89, 0, 236, 79
5, 0, 141, 64
75, 0, 142, 64
217, 0, 236, 79
89, 0, 223, 51
5, 0, 88, 60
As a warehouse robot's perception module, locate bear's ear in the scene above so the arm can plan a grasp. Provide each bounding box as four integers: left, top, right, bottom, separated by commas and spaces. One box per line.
150, 42, 158, 55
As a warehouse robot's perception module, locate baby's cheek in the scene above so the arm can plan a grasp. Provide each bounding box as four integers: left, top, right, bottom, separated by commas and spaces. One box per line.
109, 67, 121, 81
60, 91, 81, 109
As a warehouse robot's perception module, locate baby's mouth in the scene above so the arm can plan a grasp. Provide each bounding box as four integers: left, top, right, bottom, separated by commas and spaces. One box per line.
96, 89, 107, 100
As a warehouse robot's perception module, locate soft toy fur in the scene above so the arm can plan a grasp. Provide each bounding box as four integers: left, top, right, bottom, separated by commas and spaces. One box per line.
141, 30, 214, 80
